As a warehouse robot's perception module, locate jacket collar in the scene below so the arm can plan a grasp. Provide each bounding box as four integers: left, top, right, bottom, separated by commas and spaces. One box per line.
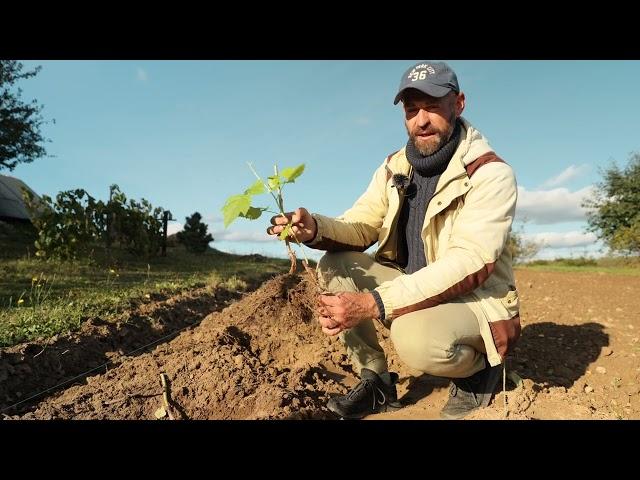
394, 117, 495, 194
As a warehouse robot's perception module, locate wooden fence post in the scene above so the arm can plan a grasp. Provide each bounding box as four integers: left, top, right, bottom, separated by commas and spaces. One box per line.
162, 210, 170, 257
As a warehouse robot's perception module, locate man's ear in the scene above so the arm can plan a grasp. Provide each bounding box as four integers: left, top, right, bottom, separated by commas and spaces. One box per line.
455, 92, 466, 117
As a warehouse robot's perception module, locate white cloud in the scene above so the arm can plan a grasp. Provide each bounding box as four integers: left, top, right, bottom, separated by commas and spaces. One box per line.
516, 185, 595, 225
212, 229, 273, 243
166, 222, 183, 236
136, 67, 149, 82
213, 244, 325, 262
532, 245, 604, 260
541, 164, 590, 188
524, 231, 598, 249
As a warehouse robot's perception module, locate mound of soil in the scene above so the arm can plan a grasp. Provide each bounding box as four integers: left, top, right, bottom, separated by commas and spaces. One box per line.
0, 279, 262, 415
4, 269, 640, 420
10, 275, 353, 419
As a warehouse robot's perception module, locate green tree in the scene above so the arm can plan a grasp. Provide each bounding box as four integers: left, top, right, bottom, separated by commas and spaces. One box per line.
23, 184, 166, 260
0, 60, 52, 171
23, 188, 101, 260
177, 212, 213, 254
102, 185, 165, 257
583, 152, 640, 255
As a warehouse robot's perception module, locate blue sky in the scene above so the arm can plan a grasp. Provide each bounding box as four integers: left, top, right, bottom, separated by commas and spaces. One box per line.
10, 60, 640, 260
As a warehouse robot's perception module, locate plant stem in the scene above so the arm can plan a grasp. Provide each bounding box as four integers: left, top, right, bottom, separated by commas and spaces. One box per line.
247, 162, 314, 272
247, 162, 281, 210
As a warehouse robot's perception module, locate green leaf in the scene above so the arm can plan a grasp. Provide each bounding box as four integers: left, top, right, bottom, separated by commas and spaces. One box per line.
222, 194, 251, 228
267, 175, 281, 190
244, 180, 266, 196
280, 164, 305, 183
239, 206, 267, 220
278, 223, 292, 241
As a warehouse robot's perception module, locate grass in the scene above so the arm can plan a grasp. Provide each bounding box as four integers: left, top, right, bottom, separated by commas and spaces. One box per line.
0, 220, 296, 347
516, 256, 640, 276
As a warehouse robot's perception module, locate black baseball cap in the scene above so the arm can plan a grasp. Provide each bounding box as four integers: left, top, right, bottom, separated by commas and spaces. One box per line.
393, 61, 460, 105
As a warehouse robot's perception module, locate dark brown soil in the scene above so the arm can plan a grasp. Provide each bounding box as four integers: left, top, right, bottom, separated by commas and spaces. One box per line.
3, 269, 640, 420
6, 274, 352, 419
0, 277, 264, 416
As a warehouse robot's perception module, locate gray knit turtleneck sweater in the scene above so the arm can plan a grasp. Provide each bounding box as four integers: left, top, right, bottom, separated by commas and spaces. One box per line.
398, 121, 462, 274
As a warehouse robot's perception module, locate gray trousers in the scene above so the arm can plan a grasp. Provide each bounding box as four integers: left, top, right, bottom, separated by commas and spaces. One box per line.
317, 251, 487, 378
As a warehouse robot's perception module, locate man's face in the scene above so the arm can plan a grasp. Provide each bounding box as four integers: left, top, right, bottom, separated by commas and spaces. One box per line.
402, 89, 465, 156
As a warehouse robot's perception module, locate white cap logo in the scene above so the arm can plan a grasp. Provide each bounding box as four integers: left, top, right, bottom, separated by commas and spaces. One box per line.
407, 64, 436, 82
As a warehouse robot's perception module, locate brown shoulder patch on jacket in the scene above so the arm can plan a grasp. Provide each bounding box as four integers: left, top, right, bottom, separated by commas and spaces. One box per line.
385, 150, 400, 181
465, 152, 505, 178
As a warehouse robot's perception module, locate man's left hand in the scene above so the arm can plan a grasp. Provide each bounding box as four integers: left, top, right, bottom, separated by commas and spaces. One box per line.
316, 292, 379, 336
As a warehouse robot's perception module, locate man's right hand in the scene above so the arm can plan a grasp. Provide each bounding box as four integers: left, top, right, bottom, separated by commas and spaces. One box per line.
266, 207, 317, 244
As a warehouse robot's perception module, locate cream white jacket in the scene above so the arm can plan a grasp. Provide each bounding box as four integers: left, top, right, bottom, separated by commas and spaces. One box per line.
307, 118, 520, 366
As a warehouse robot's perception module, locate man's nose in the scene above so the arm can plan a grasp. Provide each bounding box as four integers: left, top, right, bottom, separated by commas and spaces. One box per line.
416, 109, 430, 127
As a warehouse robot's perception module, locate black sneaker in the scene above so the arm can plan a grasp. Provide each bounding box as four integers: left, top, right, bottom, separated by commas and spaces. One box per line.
327, 368, 403, 419
440, 361, 503, 420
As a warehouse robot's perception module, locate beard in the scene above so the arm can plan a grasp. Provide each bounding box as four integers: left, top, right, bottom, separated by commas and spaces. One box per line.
407, 113, 457, 156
